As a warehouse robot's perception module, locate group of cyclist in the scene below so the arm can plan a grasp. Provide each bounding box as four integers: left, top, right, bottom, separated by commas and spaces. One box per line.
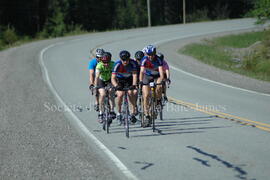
88, 45, 171, 127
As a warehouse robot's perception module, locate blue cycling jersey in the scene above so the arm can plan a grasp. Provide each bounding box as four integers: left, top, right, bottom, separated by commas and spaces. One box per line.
88, 58, 99, 70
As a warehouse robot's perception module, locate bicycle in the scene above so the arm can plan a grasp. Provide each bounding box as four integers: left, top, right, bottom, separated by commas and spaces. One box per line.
138, 85, 144, 127
149, 81, 163, 132
158, 80, 169, 120
100, 85, 113, 134
120, 87, 133, 138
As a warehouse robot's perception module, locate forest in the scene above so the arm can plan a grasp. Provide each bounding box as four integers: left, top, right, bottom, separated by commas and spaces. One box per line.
0, 0, 269, 47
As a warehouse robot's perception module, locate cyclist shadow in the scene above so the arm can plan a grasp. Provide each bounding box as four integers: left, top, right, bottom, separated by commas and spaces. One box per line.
130, 115, 231, 138
110, 115, 231, 137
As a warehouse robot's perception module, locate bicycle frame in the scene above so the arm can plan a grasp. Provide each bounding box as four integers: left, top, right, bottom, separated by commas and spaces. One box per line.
102, 86, 112, 134
138, 86, 145, 127
149, 81, 163, 132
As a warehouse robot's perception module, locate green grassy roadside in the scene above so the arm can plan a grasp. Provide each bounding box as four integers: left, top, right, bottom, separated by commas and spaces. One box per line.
180, 29, 270, 82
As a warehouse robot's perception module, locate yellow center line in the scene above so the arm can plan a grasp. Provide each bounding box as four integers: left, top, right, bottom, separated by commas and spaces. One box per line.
168, 96, 270, 133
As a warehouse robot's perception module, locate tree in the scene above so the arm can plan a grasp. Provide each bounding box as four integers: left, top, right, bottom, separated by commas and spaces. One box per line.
252, 0, 270, 23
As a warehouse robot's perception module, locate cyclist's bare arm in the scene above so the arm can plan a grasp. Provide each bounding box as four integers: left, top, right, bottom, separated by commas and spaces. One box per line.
94, 71, 100, 87
111, 74, 118, 87
158, 66, 164, 81
139, 66, 145, 82
166, 69, 170, 80
132, 72, 137, 86
89, 69, 95, 85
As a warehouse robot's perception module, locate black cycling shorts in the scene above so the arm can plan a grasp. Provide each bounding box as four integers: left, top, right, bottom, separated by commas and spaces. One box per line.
117, 77, 133, 91
97, 78, 111, 89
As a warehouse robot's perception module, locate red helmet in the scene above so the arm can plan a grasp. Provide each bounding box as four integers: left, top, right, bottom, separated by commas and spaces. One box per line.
101, 52, 111, 63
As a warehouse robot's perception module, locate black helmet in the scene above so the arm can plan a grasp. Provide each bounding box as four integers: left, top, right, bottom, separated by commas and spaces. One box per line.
106, 52, 112, 59
157, 52, 164, 61
119, 50, 130, 61
135, 50, 144, 60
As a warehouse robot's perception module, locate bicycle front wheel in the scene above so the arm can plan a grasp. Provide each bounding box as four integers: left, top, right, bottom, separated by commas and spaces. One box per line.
150, 94, 156, 132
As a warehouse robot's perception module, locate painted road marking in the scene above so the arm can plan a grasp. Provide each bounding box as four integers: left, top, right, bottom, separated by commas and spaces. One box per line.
168, 97, 270, 133
39, 42, 138, 180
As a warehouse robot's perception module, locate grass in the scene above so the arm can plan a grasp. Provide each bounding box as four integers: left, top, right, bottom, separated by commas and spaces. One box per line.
180, 29, 270, 82
212, 31, 267, 48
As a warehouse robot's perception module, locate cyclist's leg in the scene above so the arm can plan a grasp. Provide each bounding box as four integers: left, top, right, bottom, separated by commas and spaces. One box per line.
116, 90, 124, 113
97, 79, 106, 113
107, 81, 115, 111
142, 75, 152, 116
156, 76, 163, 101
128, 90, 136, 114
98, 88, 106, 113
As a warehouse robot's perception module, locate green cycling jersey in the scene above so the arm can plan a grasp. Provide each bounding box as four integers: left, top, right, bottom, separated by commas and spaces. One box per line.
95, 61, 115, 81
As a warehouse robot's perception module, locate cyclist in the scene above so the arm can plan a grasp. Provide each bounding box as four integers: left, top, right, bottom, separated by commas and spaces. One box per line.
89, 48, 104, 112
134, 50, 144, 66
111, 50, 138, 124
139, 45, 164, 127
94, 52, 116, 123
156, 52, 171, 101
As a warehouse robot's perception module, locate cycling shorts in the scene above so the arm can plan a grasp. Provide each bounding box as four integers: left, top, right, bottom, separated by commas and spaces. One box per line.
97, 78, 111, 89
142, 74, 160, 85
117, 77, 133, 91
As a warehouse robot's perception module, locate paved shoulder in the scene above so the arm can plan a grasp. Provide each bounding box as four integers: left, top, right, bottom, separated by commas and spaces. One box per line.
0, 40, 120, 179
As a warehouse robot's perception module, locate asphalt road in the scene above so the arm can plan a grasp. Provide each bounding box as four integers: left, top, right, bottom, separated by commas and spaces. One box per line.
2, 18, 270, 180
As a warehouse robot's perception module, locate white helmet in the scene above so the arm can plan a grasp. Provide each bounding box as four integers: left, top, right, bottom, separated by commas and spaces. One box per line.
95, 48, 104, 58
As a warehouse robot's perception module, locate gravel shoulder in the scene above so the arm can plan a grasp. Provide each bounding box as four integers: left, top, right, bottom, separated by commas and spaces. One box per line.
159, 28, 270, 95
0, 38, 120, 179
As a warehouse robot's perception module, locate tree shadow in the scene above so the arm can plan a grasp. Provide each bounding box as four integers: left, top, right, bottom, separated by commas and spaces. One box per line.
187, 146, 255, 180
134, 161, 154, 170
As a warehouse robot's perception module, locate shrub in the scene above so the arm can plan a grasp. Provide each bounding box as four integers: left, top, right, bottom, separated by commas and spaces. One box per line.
186, 8, 210, 22
2, 26, 18, 45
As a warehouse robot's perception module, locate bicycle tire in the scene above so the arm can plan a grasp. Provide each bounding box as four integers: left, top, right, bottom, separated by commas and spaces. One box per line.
151, 90, 156, 132
105, 104, 110, 134
138, 95, 144, 127
159, 97, 164, 120
124, 94, 129, 138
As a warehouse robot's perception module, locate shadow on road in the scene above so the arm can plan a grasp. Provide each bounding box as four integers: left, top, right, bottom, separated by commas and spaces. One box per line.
187, 146, 255, 180
107, 115, 231, 138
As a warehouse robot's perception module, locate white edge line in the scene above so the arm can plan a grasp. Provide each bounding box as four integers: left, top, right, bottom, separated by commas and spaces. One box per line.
153, 26, 270, 97
170, 65, 270, 97
39, 43, 138, 180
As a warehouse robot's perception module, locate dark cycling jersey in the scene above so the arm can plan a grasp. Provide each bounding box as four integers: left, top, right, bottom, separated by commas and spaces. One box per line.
141, 55, 163, 76
112, 60, 137, 79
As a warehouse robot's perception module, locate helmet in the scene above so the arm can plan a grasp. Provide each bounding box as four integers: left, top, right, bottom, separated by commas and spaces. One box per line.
96, 48, 104, 58
106, 52, 112, 59
157, 52, 164, 61
119, 50, 130, 61
101, 52, 111, 63
145, 45, 156, 56
135, 51, 144, 60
